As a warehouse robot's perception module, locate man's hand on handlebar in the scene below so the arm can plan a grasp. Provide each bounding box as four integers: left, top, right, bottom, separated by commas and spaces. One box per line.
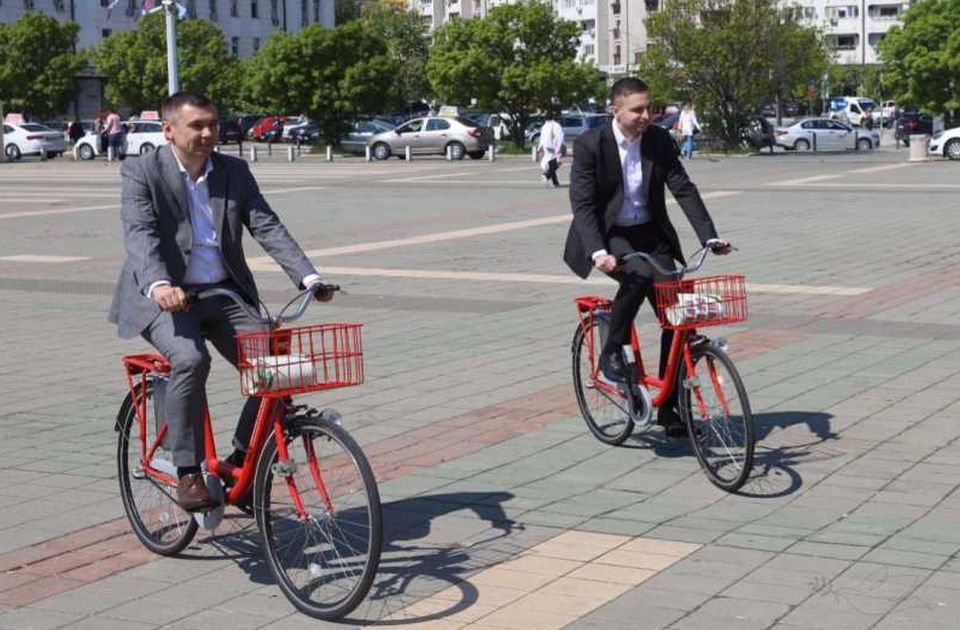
152, 285, 190, 312
594, 254, 618, 273
707, 238, 733, 256
307, 280, 337, 303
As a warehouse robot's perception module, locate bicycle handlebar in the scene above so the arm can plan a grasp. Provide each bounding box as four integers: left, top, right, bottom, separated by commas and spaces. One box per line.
187, 283, 340, 327
619, 239, 733, 278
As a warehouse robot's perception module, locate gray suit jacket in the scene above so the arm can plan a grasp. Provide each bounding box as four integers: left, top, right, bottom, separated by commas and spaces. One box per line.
109, 145, 317, 339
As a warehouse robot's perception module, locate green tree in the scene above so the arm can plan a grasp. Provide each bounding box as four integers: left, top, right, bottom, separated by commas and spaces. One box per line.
92, 13, 241, 113
427, 1, 605, 148
878, 0, 960, 120
0, 13, 85, 118
638, 0, 828, 148
361, 1, 431, 108
243, 21, 396, 144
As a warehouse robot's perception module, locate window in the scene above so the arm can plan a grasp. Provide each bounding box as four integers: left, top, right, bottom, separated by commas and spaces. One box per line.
251, 0, 258, 17
583, 43, 595, 56
313, 0, 320, 21
448, 11, 459, 18
24, 0, 34, 8
645, 0, 657, 11
868, 32, 885, 46
209, 0, 217, 19
102, 28, 112, 38
53, 0, 65, 10
634, 51, 642, 64
271, 0, 278, 23
301, 0, 307, 25
231, 0, 238, 16
425, 119, 450, 131
186, 0, 196, 17
253, 36, 261, 51
231, 36, 240, 55
835, 34, 857, 48
100, 0, 110, 5
397, 119, 424, 133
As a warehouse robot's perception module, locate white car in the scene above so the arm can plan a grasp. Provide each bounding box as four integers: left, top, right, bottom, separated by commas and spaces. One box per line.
928, 126, 960, 161
2, 122, 67, 160
775, 118, 880, 151
74, 120, 167, 160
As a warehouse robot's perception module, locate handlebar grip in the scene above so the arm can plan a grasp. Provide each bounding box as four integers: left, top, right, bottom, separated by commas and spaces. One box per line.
310, 283, 340, 296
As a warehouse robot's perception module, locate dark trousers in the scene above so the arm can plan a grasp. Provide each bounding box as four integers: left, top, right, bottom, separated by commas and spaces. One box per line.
142, 283, 266, 467
545, 159, 560, 186
604, 223, 679, 408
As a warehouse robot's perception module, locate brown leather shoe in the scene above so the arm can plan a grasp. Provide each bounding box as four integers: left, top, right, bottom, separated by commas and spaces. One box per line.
177, 473, 219, 512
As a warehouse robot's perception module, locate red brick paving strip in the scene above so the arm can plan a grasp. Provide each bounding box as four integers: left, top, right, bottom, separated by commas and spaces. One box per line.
0, 326, 796, 611
817, 265, 960, 320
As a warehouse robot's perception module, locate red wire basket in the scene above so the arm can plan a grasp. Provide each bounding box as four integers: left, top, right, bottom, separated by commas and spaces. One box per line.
655, 275, 748, 330
236, 323, 364, 397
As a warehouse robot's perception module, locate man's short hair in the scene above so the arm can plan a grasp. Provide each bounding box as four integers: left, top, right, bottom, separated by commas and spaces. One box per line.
610, 77, 650, 105
161, 91, 217, 122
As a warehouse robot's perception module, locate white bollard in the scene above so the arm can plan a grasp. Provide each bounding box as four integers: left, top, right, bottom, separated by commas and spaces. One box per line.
107, 145, 114, 162
40, 149, 48, 162
249, 146, 257, 162
364, 145, 371, 162
326, 145, 333, 162
405, 145, 411, 161
446, 145, 453, 161
531, 145, 537, 162
287, 146, 295, 162
488, 145, 495, 162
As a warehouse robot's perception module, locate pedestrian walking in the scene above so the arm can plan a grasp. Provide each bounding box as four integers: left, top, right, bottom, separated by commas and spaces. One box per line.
677, 102, 701, 159
538, 111, 565, 188
563, 77, 731, 437
105, 108, 125, 161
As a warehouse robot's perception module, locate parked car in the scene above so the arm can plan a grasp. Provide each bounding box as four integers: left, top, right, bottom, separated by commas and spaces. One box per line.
288, 122, 319, 145
2, 122, 67, 160
39, 120, 70, 142
741, 116, 776, 151
218, 117, 243, 144
775, 118, 879, 151
880, 100, 897, 126
281, 117, 311, 141
895, 112, 934, 146
928, 126, 960, 161
236, 114, 264, 137
368, 116, 492, 160
526, 113, 611, 144
339, 119, 395, 153
249, 115, 300, 142
73, 120, 166, 160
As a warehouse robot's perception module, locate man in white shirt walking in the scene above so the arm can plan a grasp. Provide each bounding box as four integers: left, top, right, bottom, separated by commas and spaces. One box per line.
538, 111, 565, 188
677, 102, 701, 159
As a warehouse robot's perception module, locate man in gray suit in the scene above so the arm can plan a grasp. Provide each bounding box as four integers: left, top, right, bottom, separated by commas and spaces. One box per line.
109, 92, 330, 511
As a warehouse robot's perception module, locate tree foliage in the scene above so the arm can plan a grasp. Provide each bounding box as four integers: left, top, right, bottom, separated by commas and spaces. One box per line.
638, 0, 828, 147
361, 1, 431, 108
427, 1, 605, 148
93, 12, 241, 113
878, 0, 960, 117
0, 13, 85, 118
243, 21, 396, 144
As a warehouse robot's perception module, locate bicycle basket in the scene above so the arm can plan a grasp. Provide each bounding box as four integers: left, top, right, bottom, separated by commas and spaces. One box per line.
236, 323, 363, 397
655, 275, 747, 330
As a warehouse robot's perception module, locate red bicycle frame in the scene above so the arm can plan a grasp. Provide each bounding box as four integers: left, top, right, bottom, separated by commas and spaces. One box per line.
121, 353, 334, 521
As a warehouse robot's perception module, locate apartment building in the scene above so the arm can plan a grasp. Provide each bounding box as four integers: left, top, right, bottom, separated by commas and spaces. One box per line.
782, 0, 911, 64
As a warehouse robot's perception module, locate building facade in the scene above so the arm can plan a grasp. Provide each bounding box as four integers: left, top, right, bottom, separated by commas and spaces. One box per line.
783, 0, 912, 65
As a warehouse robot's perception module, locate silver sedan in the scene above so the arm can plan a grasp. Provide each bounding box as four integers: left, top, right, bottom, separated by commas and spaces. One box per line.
775, 118, 880, 152
369, 116, 492, 160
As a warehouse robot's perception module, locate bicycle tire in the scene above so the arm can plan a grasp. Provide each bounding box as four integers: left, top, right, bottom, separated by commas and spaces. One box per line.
254, 411, 382, 620
678, 344, 755, 492
116, 384, 198, 556
572, 318, 634, 445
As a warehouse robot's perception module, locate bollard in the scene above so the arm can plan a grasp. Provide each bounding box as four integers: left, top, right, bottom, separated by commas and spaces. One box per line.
531, 145, 537, 162
40, 149, 48, 162
249, 146, 258, 162
326, 145, 333, 162
237, 143, 243, 156
811, 133, 817, 152
446, 145, 452, 161
296, 140, 302, 156
405, 145, 411, 161
488, 145, 495, 162
107, 145, 114, 162
287, 146, 295, 162
267, 142, 272, 157
214, 145, 220, 153
364, 145, 371, 162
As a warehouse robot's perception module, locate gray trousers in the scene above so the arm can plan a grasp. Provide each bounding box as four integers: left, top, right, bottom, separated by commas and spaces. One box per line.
142, 285, 266, 467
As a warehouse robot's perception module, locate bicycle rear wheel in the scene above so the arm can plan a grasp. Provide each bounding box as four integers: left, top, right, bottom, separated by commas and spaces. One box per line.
572, 317, 634, 445
254, 411, 382, 620
678, 344, 754, 492
116, 382, 198, 555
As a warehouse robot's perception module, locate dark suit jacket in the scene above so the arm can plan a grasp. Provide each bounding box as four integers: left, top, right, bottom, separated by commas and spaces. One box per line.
108, 145, 317, 339
563, 124, 718, 279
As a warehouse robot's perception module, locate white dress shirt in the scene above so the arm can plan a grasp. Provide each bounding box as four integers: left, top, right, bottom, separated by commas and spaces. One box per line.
147, 150, 322, 298
591, 122, 650, 261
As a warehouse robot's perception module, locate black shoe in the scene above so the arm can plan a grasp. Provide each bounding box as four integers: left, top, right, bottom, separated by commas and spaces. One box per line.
657, 407, 688, 439
598, 350, 627, 382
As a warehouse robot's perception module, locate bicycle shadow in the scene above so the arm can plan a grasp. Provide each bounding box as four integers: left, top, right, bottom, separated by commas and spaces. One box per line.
192, 491, 524, 625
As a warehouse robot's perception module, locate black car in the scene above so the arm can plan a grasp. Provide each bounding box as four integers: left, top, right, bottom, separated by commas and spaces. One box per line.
288, 123, 319, 145
741, 116, 776, 152
895, 112, 933, 146
218, 117, 243, 144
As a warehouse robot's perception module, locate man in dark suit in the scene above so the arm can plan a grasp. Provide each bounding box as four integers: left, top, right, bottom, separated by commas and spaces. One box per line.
109, 92, 330, 511
563, 78, 730, 437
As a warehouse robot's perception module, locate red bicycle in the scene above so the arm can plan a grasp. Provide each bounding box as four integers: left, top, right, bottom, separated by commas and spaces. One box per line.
572, 245, 755, 492
115, 285, 382, 620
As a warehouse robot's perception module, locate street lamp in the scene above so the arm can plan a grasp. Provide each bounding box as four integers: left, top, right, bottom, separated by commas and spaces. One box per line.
144, 0, 182, 95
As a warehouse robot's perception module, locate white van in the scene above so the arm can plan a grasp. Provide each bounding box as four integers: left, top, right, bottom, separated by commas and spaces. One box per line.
829, 97, 877, 127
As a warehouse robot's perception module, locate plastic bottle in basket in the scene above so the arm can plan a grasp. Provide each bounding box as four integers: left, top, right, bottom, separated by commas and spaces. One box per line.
665, 293, 726, 327
244, 353, 317, 394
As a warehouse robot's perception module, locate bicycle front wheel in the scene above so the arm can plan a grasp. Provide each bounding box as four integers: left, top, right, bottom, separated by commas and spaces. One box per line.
254, 412, 382, 620
572, 317, 634, 445
116, 383, 198, 555
678, 344, 755, 492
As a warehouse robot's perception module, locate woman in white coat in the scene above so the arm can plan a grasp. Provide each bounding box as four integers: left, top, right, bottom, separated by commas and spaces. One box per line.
677, 102, 701, 159
538, 111, 565, 188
